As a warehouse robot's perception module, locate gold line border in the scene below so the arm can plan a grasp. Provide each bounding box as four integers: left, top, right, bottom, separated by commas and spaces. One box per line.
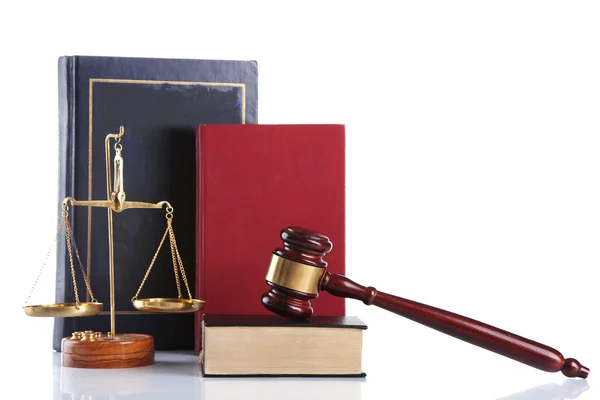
87, 77, 246, 306
87, 80, 94, 301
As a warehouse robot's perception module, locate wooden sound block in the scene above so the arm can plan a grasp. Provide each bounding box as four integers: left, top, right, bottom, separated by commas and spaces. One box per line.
61, 332, 154, 368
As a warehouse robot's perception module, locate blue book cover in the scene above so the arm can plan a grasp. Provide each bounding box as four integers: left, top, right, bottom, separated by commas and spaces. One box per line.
55, 55, 257, 350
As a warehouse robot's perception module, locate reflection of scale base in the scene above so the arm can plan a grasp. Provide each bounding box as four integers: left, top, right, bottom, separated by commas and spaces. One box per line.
61, 331, 154, 368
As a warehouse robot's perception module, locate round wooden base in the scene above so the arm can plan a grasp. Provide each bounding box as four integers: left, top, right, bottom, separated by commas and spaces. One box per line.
61, 332, 154, 368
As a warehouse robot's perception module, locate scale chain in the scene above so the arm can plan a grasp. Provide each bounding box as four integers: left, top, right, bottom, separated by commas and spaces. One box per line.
132, 224, 170, 300
23, 218, 65, 307
169, 221, 193, 300
132, 207, 193, 301
168, 219, 183, 299
65, 216, 97, 302
63, 216, 80, 306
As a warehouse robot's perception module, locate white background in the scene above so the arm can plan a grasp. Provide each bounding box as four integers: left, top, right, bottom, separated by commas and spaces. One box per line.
1, 1, 598, 399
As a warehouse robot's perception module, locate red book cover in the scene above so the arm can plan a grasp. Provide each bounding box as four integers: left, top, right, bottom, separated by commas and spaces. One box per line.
195, 124, 346, 354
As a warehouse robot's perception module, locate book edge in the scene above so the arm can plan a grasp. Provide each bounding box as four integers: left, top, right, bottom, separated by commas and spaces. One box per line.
202, 372, 367, 378
201, 323, 365, 377
61, 54, 259, 65
53, 55, 76, 351
194, 125, 206, 355
203, 315, 367, 330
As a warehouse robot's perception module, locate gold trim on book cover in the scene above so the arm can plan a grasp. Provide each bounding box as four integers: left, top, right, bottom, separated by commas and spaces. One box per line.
86, 78, 247, 307
265, 254, 326, 295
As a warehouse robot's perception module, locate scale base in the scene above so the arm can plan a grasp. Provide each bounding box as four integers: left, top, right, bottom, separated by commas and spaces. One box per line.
61, 332, 154, 368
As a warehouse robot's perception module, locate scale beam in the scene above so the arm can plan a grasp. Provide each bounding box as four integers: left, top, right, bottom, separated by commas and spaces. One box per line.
62, 197, 171, 213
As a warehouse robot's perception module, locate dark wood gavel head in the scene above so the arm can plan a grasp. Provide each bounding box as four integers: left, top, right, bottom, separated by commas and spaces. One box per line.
261, 226, 332, 320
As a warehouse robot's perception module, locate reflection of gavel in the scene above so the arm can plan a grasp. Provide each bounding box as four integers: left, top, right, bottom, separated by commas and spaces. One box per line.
261, 226, 589, 379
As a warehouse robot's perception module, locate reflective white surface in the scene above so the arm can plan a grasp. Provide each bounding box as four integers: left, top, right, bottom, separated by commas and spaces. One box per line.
6, 350, 590, 400
51, 351, 364, 400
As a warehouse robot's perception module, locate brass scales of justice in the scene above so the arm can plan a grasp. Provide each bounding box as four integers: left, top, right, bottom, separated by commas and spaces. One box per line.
22, 126, 205, 368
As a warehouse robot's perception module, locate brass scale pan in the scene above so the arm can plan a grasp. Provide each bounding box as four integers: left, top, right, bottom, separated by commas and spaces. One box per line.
132, 298, 204, 313
24, 302, 104, 317
24, 299, 204, 317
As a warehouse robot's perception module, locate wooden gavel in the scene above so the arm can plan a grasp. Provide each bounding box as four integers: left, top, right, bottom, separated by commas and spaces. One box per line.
261, 226, 589, 379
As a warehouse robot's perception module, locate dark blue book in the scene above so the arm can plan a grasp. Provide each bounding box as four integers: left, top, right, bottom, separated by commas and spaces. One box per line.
55, 55, 257, 351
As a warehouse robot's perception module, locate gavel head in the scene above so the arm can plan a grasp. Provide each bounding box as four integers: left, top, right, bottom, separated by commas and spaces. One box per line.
261, 226, 332, 320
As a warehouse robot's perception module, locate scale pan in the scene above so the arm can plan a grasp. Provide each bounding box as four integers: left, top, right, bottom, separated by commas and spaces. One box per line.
132, 298, 205, 313
23, 302, 103, 317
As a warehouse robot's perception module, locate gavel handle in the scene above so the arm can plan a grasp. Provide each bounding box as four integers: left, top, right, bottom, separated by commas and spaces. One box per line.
320, 272, 589, 378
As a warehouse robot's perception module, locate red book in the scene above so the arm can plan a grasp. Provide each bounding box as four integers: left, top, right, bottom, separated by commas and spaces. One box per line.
195, 124, 346, 354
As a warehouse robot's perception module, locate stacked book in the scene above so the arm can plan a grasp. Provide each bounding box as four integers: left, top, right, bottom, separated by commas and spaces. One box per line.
201, 315, 367, 377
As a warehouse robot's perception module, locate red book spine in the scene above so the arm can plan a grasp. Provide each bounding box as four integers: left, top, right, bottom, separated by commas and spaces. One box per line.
194, 124, 346, 355
195, 126, 205, 354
